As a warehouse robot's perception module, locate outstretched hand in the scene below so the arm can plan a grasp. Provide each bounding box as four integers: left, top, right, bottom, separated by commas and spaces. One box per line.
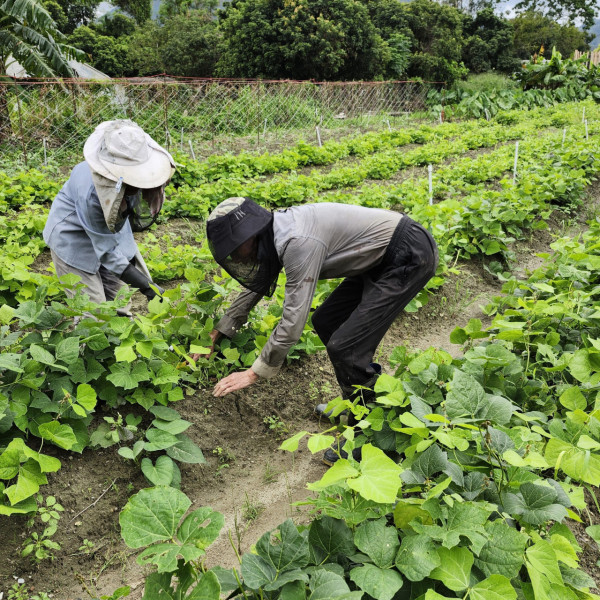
213, 370, 259, 397
190, 329, 221, 362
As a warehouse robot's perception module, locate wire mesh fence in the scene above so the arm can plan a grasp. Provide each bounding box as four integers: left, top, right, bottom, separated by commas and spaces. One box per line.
0, 77, 442, 170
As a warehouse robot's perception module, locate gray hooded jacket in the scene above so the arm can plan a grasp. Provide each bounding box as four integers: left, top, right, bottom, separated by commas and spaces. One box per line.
43, 162, 138, 276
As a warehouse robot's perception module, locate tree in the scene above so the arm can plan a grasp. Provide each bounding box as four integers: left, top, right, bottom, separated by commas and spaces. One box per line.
125, 10, 220, 76
68, 26, 132, 76
0, 0, 83, 141
462, 8, 519, 73
0, 0, 82, 77
94, 13, 137, 38
512, 11, 590, 60
158, 0, 218, 22
511, 0, 597, 32
401, 0, 469, 84
113, 0, 151, 24
42, 0, 100, 34
216, 0, 386, 80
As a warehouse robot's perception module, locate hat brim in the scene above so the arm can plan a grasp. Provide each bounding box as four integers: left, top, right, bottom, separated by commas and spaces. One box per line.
83, 124, 175, 189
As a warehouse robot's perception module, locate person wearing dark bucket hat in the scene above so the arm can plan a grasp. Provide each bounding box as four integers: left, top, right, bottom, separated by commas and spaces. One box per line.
202, 197, 439, 465
43, 119, 175, 313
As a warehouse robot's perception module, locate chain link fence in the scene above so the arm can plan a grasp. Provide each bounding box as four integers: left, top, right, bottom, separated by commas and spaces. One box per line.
0, 77, 442, 170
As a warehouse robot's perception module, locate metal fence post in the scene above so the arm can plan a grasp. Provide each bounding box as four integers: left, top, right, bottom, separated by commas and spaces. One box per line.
15, 86, 28, 166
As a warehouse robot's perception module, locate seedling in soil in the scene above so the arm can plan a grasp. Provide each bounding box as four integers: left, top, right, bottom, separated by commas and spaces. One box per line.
242, 492, 264, 522
213, 446, 235, 465
263, 461, 282, 484
263, 415, 289, 440
78, 538, 95, 555
22, 495, 64, 564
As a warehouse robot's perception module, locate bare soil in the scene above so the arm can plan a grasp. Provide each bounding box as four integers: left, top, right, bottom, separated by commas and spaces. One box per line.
2, 188, 600, 600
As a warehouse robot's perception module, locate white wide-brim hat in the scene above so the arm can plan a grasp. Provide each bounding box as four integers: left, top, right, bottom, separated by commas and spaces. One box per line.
83, 119, 175, 189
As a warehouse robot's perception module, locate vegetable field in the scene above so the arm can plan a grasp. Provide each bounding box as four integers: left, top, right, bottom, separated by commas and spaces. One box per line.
1, 99, 600, 600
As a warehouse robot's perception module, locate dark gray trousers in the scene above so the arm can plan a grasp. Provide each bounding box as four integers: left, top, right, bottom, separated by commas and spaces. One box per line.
312, 215, 438, 389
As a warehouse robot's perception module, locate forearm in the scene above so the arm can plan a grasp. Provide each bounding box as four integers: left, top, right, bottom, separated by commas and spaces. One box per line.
215, 288, 263, 337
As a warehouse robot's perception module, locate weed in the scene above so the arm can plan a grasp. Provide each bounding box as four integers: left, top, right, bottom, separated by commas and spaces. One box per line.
263, 461, 281, 484
242, 492, 264, 522
22, 495, 64, 564
78, 538, 95, 554
7, 582, 27, 600
263, 415, 289, 440
213, 446, 236, 465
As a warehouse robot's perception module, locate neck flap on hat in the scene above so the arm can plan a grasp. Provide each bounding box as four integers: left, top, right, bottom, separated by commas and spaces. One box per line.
207, 198, 282, 297
90, 170, 127, 233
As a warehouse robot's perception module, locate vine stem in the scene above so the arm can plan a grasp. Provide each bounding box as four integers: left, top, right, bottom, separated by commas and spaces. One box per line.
68, 478, 117, 523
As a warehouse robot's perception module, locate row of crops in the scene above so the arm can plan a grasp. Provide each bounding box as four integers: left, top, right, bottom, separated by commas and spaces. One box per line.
1, 99, 600, 598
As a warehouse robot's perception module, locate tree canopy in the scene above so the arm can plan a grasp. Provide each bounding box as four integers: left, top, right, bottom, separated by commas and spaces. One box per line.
216, 0, 386, 80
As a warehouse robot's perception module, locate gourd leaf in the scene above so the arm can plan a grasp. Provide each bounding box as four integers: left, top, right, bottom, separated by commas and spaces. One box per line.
349, 564, 403, 600
353, 517, 399, 568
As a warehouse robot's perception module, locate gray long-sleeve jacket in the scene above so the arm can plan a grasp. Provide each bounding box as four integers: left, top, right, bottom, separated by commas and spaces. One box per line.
43, 162, 137, 276
215, 203, 402, 378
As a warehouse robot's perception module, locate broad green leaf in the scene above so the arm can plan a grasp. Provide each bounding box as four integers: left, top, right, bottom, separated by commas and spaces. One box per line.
241, 553, 277, 589
178, 507, 224, 549
165, 434, 206, 464
145, 428, 180, 451
29, 344, 57, 366
349, 564, 403, 600
412, 500, 490, 553
503, 450, 548, 469
152, 418, 192, 436
115, 343, 137, 363
141, 456, 175, 486
308, 434, 335, 454
56, 336, 80, 364
395, 534, 440, 581
0, 353, 23, 373
559, 387, 587, 411
346, 444, 402, 504
280, 431, 308, 452
257, 519, 310, 572
138, 540, 202, 573
470, 575, 516, 600
38, 421, 77, 450
445, 370, 486, 419
550, 534, 578, 569
309, 516, 355, 561
586, 524, 600, 547
0, 304, 15, 325
393, 500, 431, 530
76, 383, 97, 412
120, 486, 191, 548
429, 546, 473, 591
474, 521, 528, 579
545, 438, 600, 485
4, 459, 48, 505
525, 540, 563, 586
0, 442, 21, 479
504, 483, 567, 526
0, 494, 37, 515
307, 459, 359, 491
354, 517, 399, 568
188, 571, 221, 600
149, 406, 181, 421
308, 569, 360, 599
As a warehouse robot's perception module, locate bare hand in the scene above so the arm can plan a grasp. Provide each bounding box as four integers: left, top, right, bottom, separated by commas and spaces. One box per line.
190, 329, 221, 362
213, 370, 259, 397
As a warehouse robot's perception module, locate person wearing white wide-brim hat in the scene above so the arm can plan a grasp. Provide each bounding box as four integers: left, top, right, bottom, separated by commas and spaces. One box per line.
43, 120, 176, 312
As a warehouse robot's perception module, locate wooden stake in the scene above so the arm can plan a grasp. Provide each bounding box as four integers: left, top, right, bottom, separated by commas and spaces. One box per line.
513, 141, 519, 184
428, 164, 433, 205
316, 126, 322, 147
